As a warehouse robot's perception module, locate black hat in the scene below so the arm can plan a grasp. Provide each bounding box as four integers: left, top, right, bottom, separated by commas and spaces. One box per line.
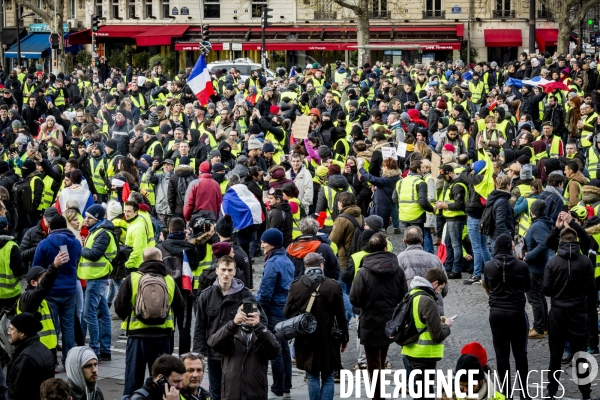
26, 266, 46, 285
21, 160, 36, 177
105, 139, 118, 151
439, 165, 454, 176
49, 214, 68, 230
455, 354, 485, 382
10, 312, 43, 337
216, 214, 234, 238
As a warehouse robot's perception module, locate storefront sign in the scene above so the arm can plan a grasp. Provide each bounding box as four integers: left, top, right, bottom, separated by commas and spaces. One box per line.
423, 44, 454, 50
29, 23, 70, 33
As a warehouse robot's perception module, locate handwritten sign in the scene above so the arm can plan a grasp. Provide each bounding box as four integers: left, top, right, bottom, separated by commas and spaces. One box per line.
382, 146, 397, 160
431, 152, 441, 179
292, 115, 311, 140
396, 142, 407, 158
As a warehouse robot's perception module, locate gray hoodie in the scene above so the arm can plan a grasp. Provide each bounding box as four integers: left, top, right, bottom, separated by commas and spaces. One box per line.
66, 346, 104, 400
212, 276, 245, 295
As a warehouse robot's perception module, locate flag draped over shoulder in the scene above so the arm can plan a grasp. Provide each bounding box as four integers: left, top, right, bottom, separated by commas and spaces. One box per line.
221, 184, 263, 231
473, 149, 495, 200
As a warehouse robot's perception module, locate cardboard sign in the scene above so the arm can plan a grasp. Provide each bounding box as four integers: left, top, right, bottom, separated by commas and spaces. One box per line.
431, 152, 441, 179
292, 115, 311, 140
396, 142, 408, 158
382, 146, 397, 160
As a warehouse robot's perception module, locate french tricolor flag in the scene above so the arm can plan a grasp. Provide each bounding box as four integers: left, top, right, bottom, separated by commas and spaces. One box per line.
187, 54, 215, 106
182, 250, 193, 294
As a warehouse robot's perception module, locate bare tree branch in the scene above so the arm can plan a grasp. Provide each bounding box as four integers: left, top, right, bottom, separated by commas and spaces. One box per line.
332, 0, 360, 15
14, 0, 54, 22
572, 0, 598, 23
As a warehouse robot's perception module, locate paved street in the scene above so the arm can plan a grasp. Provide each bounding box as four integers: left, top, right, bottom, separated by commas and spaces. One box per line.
57, 232, 600, 399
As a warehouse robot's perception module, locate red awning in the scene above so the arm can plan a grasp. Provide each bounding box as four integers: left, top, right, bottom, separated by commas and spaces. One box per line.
68, 29, 91, 45
484, 29, 522, 47
136, 25, 189, 46
95, 25, 153, 38
535, 28, 558, 52
174, 41, 461, 51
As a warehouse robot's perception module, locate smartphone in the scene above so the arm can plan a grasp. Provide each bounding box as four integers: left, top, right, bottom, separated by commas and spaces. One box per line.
561, 204, 569, 213
203, 218, 211, 232
59, 245, 69, 261
156, 375, 171, 394
449, 315, 458, 320
243, 300, 254, 316
46, 96, 52, 103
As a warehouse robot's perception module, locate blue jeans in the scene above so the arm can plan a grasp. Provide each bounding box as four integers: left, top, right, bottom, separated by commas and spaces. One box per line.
76, 280, 84, 321
107, 278, 123, 305
467, 217, 492, 278
391, 208, 399, 229
338, 279, 354, 324
444, 220, 465, 274
81, 279, 112, 355
307, 371, 335, 400
267, 307, 292, 396
47, 293, 76, 364
423, 227, 434, 254
123, 335, 171, 396
207, 358, 223, 400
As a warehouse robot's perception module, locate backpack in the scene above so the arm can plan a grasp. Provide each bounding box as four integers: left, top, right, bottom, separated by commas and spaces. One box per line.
385, 290, 431, 346
177, 175, 195, 204
479, 203, 496, 236
151, 216, 162, 243
156, 244, 183, 286
338, 213, 364, 255
13, 180, 33, 214
132, 272, 170, 326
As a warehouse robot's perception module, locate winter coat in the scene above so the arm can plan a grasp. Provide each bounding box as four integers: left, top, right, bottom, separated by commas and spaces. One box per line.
537, 186, 564, 222
114, 259, 185, 337
20, 222, 47, 269
193, 278, 257, 359
315, 174, 353, 223
329, 205, 363, 270
286, 235, 340, 280
256, 248, 295, 317
168, 164, 197, 217
147, 169, 174, 215
485, 190, 514, 240
483, 246, 530, 312
286, 166, 313, 214
524, 216, 554, 275
32, 228, 82, 297
565, 171, 588, 208
284, 271, 349, 373
157, 235, 200, 284
208, 320, 281, 400
543, 241, 596, 312
349, 251, 408, 346
182, 173, 221, 222
359, 167, 401, 228
546, 219, 592, 256
266, 200, 293, 249
397, 244, 448, 315
7, 335, 55, 400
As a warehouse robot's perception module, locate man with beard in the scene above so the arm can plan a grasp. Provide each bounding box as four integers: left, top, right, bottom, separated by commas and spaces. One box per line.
65, 346, 104, 400
256, 86, 274, 117
215, 109, 241, 143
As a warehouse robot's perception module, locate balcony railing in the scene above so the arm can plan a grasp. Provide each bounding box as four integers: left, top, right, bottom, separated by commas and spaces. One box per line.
537, 9, 552, 18
313, 11, 337, 19
368, 10, 391, 19
492, 9, 516, 18
422, 10, 445, 19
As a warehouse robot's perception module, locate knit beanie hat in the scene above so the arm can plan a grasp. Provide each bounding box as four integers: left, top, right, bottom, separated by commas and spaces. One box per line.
85, 204, 106, 221
461, 342, 488, 368
216, 214, 234, 238
455, 354, 485, 382
261, 228, 284, 247
106, 201, 123, 221
472, 160, 486, 175
200, 161, 211, 174
49, 214, 68, 230
21, 160, 36, 177
520, 164, 533, 181
10, 312, 43, 336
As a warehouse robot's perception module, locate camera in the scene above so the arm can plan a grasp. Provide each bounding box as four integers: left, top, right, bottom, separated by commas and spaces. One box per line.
203, 218, 211, 232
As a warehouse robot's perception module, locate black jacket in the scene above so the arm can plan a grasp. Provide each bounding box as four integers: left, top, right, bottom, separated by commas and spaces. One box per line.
19, 263, 59, 314
483, 247, 530, 312
157, 236, 200, 280
267, 201, 293, 248
486, 190, 514, 239
543, 241, 596, 312
7, 335, 55, 400
167, 164, 197, 216
114, 260, 185, 337
442, 178, 467, 221
20, 223, 48, 268
458, 167, 486, 219
546, 220, 591, 256
193, 279, 259, 360
349, 251, 408, 346
286, 235, 340, 280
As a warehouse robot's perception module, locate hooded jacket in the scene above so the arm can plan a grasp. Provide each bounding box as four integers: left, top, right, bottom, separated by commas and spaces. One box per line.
256, 247, 295, 313
267, 200, 293, 249
218, 141, 236, 170
543, 240, 595, 312
182, 171, 222, 222
66, 347, 104, 400
315, 174, 352, 221
193, 278, 257, 360
565, 171, 588, 208
524, 215, 554, 274
329, 205, 363, 270
32, 228, 82, 297
483, 238, 530, 312
349, 251, 408, 346
485, 190, 514, 239
359, 167, 402, 227
286, 234, 340, 280
168, 164, 198, 217
114, 259, 185, 337
147, 168, 174, 216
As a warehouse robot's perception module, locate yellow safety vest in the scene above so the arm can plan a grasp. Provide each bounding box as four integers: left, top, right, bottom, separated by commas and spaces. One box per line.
564, 179, 583, 203
193, 244, 213, 290
129, 92, 146, 110
139, 211, 156, 247
17, 298, 57, 350
351, 250, 369, 275
90, 157, 108, 195
401, 289, 444, 359
592, 232, 600, 278
78, 227, 117, 280
442, 182, 467, 218
323, 185, 355, 227
548, 135, 561, 157
0, 241, 20, 299
397, 175, 425, 222
289, 198, 302, 239
517, 197, 536, 237
175, 158, 196, 171
146, 141, 164, 160
468, 80, 484, 104
120, 271, 175, 331
588, 147, 600, 179
140, 173, 156, 206
581, 112, 599, 148
516, 184, 531, 198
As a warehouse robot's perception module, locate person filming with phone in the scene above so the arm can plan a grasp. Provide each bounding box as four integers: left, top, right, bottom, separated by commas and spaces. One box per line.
126, 354, 185, 400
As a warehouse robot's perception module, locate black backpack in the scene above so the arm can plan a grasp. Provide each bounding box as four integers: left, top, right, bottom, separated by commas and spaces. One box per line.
385, 290, 431, 346
177, 175, 195, 204
156, 243, 184, 286
13, 179, 33, 214
338, 213, 364, 255
479, 203, 496, 236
